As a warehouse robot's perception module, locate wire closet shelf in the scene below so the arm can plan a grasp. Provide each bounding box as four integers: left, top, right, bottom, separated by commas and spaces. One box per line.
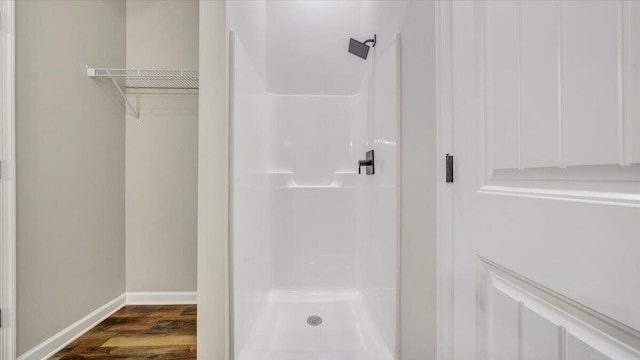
86, 66, 199, 119
87, 67, 199, 89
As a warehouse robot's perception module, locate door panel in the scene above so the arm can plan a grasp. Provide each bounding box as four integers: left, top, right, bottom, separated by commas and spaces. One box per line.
519, 0, 559, 169
450, 1, 640, 359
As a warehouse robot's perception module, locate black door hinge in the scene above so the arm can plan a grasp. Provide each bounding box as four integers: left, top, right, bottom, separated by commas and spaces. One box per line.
446, 154, 454, 183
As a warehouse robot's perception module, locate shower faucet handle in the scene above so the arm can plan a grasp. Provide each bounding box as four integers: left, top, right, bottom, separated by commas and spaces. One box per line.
358, 160, 373, 174
358, 150, 375, 175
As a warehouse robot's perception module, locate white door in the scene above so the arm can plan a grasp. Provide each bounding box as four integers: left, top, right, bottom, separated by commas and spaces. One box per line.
447, 1, 640, 359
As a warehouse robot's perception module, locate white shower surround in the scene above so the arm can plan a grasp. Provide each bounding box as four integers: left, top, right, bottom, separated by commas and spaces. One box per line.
229, 2, 400, 359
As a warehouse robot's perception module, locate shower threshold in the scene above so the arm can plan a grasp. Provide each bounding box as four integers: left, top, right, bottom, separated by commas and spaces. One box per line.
237, 290, 393, 360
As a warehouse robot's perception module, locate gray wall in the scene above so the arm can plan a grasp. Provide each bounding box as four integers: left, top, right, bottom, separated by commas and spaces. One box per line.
398, 2, 438, 358
16, 0, 126, 355
197, 1, 227, 358
125, 0, 199, 292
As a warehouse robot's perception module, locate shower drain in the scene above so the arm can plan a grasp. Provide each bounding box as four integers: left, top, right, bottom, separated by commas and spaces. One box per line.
307, 315, 323, 326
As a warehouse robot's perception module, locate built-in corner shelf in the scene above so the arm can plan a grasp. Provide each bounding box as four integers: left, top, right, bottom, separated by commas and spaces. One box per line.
86, 66, 199, 120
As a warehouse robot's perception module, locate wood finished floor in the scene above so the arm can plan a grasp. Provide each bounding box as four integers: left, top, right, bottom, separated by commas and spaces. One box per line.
50, 305, 196, 360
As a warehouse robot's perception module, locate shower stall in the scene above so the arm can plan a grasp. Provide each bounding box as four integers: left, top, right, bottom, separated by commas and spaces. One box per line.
229, 2, 400, 359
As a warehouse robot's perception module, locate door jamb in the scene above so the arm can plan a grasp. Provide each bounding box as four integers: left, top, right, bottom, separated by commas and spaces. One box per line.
436, 2, 454, 360
0, 0, 16, 359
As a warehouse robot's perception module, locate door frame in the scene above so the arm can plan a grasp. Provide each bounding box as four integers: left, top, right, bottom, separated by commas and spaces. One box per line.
0, 1, 16, 359
435, 1, 454, 360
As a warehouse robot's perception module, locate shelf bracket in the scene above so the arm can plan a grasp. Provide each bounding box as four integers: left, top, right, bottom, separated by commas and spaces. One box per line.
110, 77, 140, 120
86, 66, 140, 120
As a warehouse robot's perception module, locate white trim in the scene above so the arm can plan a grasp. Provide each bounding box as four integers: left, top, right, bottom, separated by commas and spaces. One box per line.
478, 185, 640, 208
227, 29, 235, 360
17, 294, 126, 360
126, 291, 198, 305
394, 32, 403, 360
0, 1, 16, 360
436, 2, 454, 360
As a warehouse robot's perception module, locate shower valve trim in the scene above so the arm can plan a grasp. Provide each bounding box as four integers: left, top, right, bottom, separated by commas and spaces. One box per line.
358, 150, 375, 175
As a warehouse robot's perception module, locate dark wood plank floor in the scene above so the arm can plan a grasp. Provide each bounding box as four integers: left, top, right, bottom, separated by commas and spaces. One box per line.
50, 305, 196, 359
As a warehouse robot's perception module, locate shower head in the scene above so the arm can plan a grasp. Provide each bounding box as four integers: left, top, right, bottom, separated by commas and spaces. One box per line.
348, 34, 376, 60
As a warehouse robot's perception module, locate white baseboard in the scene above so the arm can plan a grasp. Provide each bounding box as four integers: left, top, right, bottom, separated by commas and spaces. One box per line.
126, 291, 197, 305
17, 294, 126, 360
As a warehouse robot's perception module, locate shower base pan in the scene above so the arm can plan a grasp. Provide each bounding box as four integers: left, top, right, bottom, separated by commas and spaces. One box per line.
237, 291, 393, 360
